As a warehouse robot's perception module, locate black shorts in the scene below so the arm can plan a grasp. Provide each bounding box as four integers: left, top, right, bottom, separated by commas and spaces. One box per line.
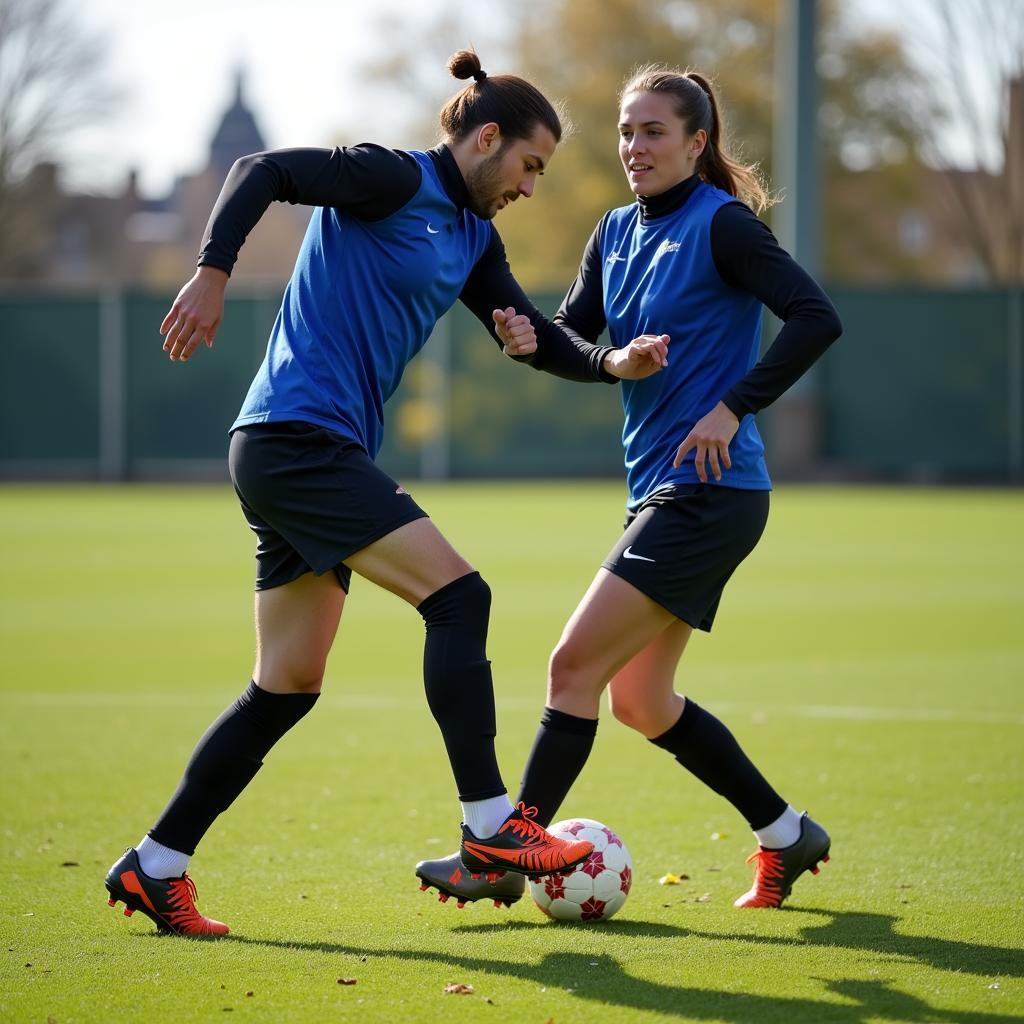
601, 484, 770, 632
228, 421, 428, 592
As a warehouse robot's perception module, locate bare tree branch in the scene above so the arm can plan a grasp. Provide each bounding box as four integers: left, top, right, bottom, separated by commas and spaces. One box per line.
907, 0, 1023, 281
0, 0, 119, 276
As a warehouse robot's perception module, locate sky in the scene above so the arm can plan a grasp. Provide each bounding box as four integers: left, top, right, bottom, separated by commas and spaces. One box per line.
69, 0, 498, 196
64, 0, 965, 199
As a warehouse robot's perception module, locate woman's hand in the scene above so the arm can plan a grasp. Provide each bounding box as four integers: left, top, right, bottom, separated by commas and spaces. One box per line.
493, 306, 538, 357
602, 334, 670, 380
160, 266, 229, 362
673, 401, 740, 482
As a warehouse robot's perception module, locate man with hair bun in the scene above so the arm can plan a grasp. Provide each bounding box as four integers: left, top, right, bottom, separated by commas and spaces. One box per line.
103, 50, 671, 936
417, 65, 843, 913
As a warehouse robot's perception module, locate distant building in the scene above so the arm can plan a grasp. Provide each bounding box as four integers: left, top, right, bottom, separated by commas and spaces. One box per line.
19, 68, 310, 289
6, 72, 1021, 288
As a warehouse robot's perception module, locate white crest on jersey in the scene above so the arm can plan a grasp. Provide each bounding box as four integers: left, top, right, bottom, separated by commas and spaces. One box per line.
651, 239, 682, 265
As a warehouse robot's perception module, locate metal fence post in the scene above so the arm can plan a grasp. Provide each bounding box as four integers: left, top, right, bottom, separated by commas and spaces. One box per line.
770, 0, 824, 477
99, 289, 127, 480
1010, 284, 1022, 483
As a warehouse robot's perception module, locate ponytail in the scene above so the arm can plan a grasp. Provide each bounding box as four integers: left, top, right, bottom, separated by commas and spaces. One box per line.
620, 65, 772, 213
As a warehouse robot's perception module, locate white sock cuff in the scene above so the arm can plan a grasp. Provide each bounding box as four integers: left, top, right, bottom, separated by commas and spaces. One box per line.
136, 835, 191, 879
753, 805, 803, 849
461, 795, 515, 838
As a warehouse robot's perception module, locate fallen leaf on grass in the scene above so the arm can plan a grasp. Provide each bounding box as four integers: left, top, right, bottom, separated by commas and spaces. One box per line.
659, 873, 681, 885
60, 862, 79, 867
444, 983, 474, 995
245, 991, 254, 997
337, 978, 357, 986
694, 893, 712, 903
709, 832, 727, 841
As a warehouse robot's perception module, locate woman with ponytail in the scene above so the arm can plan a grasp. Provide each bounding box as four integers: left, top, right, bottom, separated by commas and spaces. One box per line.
103, 50, 674, 937
418, 66, 843, 913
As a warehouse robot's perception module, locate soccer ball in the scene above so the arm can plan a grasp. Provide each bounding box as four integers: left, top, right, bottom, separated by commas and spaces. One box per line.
529, 818, 632, 922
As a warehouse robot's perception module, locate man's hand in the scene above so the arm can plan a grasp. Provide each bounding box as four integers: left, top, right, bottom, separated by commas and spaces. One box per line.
160, 266, 229, 362
602, 334, 670, 380
672, 401, 740, 482
493, 306, 538, 357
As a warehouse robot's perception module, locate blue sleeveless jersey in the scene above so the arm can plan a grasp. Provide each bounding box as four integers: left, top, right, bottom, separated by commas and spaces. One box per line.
231, 151, 492, 457
600, 183, 770, 507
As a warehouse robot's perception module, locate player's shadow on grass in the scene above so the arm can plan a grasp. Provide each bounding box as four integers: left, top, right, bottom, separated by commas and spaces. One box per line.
676, 908, 1023, 980
451, 918, 690, 939
223, 937, 1020, 1024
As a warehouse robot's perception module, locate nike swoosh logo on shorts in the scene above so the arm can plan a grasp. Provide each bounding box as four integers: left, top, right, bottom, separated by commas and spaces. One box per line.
427, 223, 440, 234
622, 546, 656, 562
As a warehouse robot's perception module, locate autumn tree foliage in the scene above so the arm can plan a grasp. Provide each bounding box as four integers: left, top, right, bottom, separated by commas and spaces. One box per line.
368, 0, 989, 286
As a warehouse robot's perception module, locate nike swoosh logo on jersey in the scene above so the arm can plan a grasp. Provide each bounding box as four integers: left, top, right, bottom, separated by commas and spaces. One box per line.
622, 546, 656, 562
426, 223, 440, 234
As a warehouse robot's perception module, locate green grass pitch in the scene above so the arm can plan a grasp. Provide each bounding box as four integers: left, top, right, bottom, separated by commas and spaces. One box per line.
1, 482, 1022, 1023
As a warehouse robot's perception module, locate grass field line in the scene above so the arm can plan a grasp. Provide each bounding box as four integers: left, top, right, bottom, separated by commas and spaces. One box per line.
2, 690, 1022, 724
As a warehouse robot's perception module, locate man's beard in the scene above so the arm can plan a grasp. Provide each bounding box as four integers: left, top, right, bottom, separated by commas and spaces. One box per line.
465, 150, 514, 220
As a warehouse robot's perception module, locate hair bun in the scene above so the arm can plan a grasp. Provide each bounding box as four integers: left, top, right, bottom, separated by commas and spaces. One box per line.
448, 48, 483, 82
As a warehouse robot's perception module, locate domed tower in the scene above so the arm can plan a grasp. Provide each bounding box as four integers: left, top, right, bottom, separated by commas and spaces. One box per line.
208, 67, 267, 178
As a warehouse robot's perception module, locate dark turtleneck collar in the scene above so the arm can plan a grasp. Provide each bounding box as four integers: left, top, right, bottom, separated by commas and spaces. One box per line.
430, 144, 471, 211
636, 173, 702, 223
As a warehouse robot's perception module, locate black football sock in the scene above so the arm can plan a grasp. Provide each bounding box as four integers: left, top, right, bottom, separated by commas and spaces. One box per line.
418, 572, 506, 802
516, 707, 599, 827
649, 698, 786, 830
148, 681, 318, 855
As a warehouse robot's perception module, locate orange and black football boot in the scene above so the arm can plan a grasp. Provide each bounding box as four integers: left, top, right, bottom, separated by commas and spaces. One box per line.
416, 851, 526, 908
104, 848, 229, 936
459, 802, 592, 879
734, 812, 831, 909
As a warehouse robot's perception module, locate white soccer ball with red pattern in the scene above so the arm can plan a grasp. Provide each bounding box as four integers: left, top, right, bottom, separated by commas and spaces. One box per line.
528, 818, 632, 922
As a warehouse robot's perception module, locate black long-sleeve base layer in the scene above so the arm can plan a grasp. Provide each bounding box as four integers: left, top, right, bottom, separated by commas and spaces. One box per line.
649, 698, 787, 830
197, 143, 615, 384
553, 173, 843, 417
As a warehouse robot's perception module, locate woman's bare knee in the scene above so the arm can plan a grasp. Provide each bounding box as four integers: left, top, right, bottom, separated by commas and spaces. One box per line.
608, 685, 685, 738
608, 690, 643, 731
547, 640, 605, 704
